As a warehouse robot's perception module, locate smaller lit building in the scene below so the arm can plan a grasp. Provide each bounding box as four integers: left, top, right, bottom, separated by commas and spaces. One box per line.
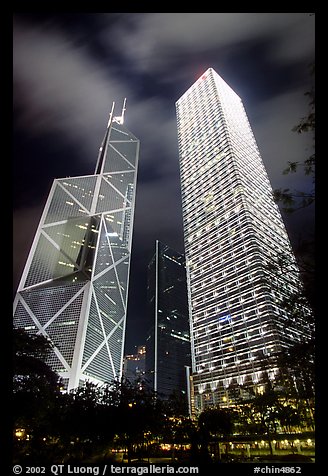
123, 345, 146, 384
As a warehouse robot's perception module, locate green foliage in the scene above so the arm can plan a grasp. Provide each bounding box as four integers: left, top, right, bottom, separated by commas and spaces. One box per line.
198, 408, 234, 438
13, 328, 63, 463
13, 330, 315, 464
274, 63, 315, 213
13, 327, 60, 393
261, 252, 314, 334
276, 340, 315, 402
273, 189, 314, 214
165, 389, 190, 417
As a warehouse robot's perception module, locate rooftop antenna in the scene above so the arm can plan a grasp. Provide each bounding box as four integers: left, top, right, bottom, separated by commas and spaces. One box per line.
113, 98, 127, 124
95, 101, 115, 174
107, 101, 116, 127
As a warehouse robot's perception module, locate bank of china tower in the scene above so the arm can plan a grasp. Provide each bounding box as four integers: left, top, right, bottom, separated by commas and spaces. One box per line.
13, 103, 139, 390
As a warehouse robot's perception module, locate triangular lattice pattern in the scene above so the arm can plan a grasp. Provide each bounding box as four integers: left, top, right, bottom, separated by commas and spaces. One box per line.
58, 175, 97, 213
14, 118, 138, 389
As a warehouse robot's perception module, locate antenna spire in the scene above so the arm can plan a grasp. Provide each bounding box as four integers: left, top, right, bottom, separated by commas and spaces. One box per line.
107, 101, 115, 127
113, 98, 127, 124
95, 102, 115, 174
95, 99, 127, 174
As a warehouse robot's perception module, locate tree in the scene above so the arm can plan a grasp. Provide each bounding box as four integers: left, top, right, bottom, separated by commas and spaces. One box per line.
13, 328, 62, 463
258, 248, 315, 433
13, 327, 60, 394
275, 340, 315, 431
273, 63, 315, 321
102, 378, 167, 463
274, 63, 315, 213
276, 404, 302, 435
165, 389, 190, 417
262, 252, 315, 331
197, 408, 234, 461
239, 385, 279, 455
53, 382, 111, 462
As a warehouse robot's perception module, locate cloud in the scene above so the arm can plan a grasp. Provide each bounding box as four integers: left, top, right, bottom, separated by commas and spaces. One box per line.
13, 18, 180, 178
13, 17, 185, 289
126, 96, 177, 169
13, 19, 124, 161
13, 14, 314, 220
108, 13, 315, 74
13, 13, 315, 351
13, 14, 314, 187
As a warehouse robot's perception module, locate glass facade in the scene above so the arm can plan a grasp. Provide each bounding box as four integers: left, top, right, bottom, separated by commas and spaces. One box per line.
13, 110, 139, 390
146, 241, 191, 402
176, 68, 312, 412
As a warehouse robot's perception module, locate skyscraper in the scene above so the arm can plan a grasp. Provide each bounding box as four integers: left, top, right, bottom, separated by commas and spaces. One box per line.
145, 241, 191, 404
13, 102, 139, 390
176, 68, 312, 412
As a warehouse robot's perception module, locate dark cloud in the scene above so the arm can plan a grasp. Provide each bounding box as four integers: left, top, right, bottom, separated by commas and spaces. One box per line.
107, 13, 314, 74
13, 19, 120, 157
13, 13, 315, 352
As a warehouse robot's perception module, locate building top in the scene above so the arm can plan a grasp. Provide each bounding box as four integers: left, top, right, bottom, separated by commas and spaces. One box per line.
113, 98, 127, 125
176, 67, 241, 104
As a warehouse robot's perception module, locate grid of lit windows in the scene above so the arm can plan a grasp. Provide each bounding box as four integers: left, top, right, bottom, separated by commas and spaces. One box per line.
13, 113, 139, 390
176, 68, 312, 412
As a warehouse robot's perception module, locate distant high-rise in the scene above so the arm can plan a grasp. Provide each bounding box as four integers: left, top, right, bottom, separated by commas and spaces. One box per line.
123, 345, 146, 384
176, 68, 312, 412
13, 102, 139, 390
145, 241, 191, 403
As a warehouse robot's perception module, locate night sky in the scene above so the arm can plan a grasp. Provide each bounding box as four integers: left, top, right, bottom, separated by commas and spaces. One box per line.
13, 13, 315, 354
